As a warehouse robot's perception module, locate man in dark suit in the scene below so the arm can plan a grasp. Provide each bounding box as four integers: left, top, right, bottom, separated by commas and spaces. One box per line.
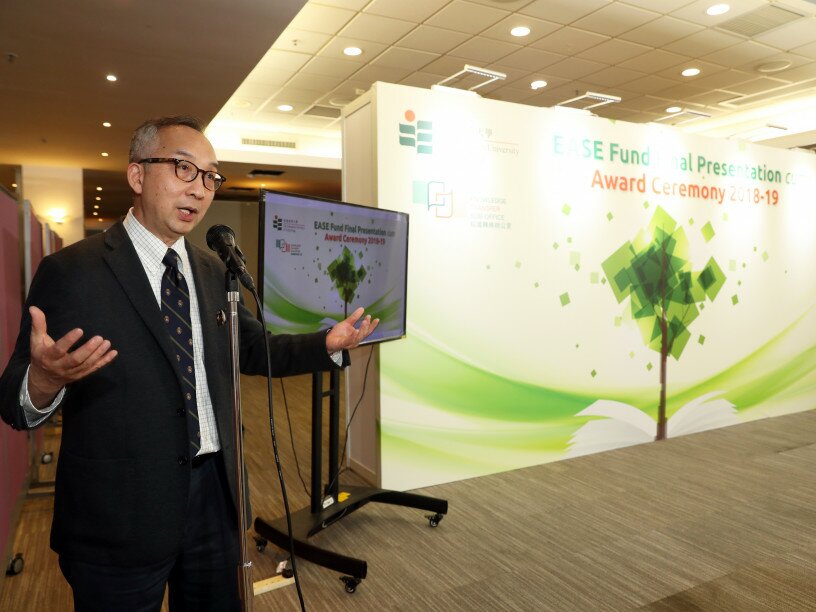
0, 115, 378, 610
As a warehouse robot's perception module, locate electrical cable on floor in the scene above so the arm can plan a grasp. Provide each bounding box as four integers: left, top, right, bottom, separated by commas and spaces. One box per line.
251, 289, 306, 612
279, 377, 310, 497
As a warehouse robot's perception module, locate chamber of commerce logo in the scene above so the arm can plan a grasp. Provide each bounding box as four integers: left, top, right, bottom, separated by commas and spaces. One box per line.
271, 215, 305, 232
275, 239, 301, 255
399, 110, 432, 154
272, 215, 283, 230
412, 180, 452, 218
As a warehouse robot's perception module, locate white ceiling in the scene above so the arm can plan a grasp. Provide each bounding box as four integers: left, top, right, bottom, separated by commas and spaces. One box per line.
211, 0, 816, 164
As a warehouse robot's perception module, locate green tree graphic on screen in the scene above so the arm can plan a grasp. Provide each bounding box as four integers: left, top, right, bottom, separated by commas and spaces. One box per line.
601, 206, 726, 440
327, 246, 367, 318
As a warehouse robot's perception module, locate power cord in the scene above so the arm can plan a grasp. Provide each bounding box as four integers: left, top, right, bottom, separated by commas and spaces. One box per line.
251, 289, 307, 612
279, 377, 310, 497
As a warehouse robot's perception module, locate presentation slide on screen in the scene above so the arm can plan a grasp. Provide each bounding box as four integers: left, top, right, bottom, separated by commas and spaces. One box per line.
262, 191, 408, 343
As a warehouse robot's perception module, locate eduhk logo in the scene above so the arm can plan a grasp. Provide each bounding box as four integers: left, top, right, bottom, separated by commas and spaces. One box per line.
399, 110, 432, 154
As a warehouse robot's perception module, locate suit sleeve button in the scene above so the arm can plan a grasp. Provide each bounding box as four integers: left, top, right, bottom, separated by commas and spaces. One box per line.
178, 455, 189, 465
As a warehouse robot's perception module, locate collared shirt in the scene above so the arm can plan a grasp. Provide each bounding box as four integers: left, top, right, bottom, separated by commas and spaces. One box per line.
22, 210, 221, 455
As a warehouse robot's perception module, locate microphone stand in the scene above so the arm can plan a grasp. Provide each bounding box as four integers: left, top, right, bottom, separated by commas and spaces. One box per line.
225, 270, 253, 612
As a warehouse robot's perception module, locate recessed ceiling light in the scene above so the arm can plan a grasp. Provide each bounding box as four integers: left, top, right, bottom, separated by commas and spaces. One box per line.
95, 196, 102, 201
666, 106, 682, 113
261, 183, 266, 187
93, 212, 98, 216
101, 152, 109, 157
11, 183, 17, 188
277, 104, 294, 112
343, 46, 363, 57
96, 186, 102, 191
94, 204, 100, 209
106, 74, 117, 82
681, 67, 700, 77
706, 3, 730, 16
98, 218, 103, 222
510, 26, 531, 37
102, 122, 111, 128
530, 80, 548, 90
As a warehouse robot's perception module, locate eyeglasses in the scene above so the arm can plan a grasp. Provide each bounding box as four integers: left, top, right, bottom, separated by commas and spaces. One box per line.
139, 157, 227, 191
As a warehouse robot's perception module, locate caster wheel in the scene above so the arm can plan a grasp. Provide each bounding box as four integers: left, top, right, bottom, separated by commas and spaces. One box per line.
253, 536, 267, 553
6, 553, 24, 576
340, 576, 360, 593
41, 452, 53, 465
425, 513, 444, 528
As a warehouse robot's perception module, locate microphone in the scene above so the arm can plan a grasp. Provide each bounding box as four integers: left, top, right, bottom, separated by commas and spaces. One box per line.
206, 224, 256, 290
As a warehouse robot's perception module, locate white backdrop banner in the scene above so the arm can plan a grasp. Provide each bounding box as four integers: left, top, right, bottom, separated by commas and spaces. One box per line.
373, 82, 816, 490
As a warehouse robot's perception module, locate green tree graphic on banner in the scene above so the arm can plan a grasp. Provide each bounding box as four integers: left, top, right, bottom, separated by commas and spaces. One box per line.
327, 246, 367, 318
602, 206, 726, 440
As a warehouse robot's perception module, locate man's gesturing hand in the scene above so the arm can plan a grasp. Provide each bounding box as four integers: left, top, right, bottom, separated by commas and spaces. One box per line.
326, 307, 380, 353
27, 306, 119, 408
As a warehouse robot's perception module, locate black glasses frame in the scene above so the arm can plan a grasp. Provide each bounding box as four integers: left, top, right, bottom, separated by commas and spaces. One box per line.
139, 157, 227, 191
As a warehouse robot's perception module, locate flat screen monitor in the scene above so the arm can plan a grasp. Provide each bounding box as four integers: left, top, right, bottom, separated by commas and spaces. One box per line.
259, 190, 409, 345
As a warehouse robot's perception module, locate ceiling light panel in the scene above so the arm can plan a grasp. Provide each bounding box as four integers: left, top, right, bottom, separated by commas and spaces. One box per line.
398, 25, 470, 55
425, 1, 511, 35
339, 13, 415, 45
321, 37, 387, 62
363, 0, 450, 23
668, 0, 766, 27
481, 15, 560, 45
572, 3, 661, 37
288, 4, 356, 35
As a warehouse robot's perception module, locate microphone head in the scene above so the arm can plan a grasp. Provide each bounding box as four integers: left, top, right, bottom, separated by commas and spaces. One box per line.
206, 224, 236, 251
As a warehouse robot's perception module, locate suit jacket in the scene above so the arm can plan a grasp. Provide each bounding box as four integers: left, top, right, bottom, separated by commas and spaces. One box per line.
0, 220, 344, 567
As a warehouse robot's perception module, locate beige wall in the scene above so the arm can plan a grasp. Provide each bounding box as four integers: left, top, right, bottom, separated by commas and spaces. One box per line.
21, 165, 83, 246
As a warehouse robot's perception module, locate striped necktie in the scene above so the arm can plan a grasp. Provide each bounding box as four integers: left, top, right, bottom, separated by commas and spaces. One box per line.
161, 249, 200, 457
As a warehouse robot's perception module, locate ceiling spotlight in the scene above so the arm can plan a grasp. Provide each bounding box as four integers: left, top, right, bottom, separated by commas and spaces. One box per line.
102, 121, 111, 127
95, 196, 101, 201
106, 74, 117, 82
94, 204, 100, 209
530, 80, 548, 90
261, 183, 266, 187
510, 26, 531, 37
93, 211, 98, 216
277, 104, 294, 112
666, 106, 682, 113
681, 67, 701, 77
11, 183, 17, 188
96, 186, 102, 191
706, 4, 730, 16
98, 218, 103, 222
101, 152, 109, 157
343, 46, 363, 57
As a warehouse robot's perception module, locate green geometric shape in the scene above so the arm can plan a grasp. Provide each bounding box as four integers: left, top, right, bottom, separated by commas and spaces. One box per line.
569, 252, 580, 266
417, 120, 433, 130
729, 260, 737, 271
567, 236, 573, 243
643, 201, 650, 209
698, 257, 726, 301
417, 145, 433, 154
753, 246, 757, 252
723, 213, 729, 221
731, 294, 739, 305
562, 204, 571, 215
688, 217, 694, 225
737, 280, 742, 286
574, 264, 580, 272
399, 136, 415, 147
590, 369, 597, 378
515, 261, 522, 269
534, 281, 539, 288
607, 212, 613, 221
399, 124, 416, 135
629, 351, 635, 359
646, 362, 653, 371
701, 221, 715, 242
601, 277, 607, 284
590, 272, 599, 284
412, 181, 428, 205
698, 334, 705, 345
614, 316, 622, 327
553, 242, 559, 250
762, 251, 769, 262
559, 292, 570, 306
417, 132, 433, 142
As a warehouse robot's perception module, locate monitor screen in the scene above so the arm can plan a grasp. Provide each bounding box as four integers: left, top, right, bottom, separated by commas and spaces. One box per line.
259, 190, 409, 345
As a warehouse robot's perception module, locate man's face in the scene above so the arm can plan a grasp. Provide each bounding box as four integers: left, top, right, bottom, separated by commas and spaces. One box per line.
128, 125, 218, 246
